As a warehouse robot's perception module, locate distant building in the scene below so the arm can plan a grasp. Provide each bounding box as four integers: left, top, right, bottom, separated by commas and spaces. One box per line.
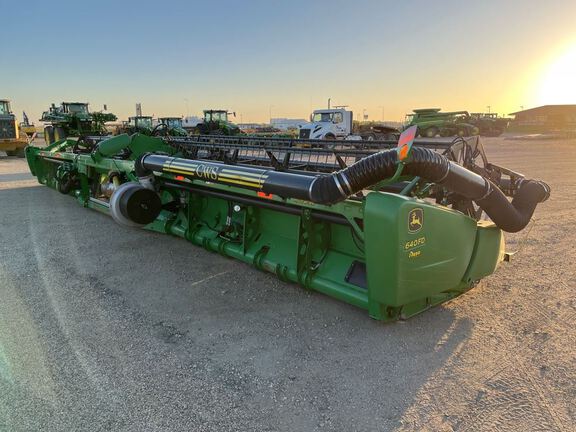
508, 105, 576, 133
271, 118, 307, 130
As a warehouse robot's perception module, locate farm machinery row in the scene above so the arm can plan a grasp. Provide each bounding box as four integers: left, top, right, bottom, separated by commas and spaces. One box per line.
25, 126, 549, 321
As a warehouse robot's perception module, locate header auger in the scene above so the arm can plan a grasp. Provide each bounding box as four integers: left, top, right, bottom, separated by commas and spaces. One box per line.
25, 129, 549, 321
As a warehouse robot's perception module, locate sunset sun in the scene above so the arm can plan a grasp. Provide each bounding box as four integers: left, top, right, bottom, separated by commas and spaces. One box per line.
536, 43, 576, 105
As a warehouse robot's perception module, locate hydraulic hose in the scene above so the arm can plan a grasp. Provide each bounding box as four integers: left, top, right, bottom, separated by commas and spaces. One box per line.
136, 147, 550, 233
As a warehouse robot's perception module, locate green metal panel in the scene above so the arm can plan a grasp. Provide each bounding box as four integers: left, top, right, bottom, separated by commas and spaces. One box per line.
463, 221, 505, 283
364, 192, 477, 307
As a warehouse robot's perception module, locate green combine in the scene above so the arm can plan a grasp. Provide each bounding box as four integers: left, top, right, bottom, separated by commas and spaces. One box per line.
406, 108, 479, 138
24, 128, 549, 321
40, 102, 117, 145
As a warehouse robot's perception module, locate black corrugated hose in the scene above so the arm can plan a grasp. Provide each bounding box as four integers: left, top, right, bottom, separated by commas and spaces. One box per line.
308, 147, 550, 233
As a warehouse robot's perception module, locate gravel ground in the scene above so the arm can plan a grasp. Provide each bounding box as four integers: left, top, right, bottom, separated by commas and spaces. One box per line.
0, 137, 574, 431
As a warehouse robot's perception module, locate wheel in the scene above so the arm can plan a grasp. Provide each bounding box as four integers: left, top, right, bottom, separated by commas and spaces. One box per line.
364, 133, 376, 141
323, 134, 336, 149
44, 126, 55, 145
384, 132, 398, 141
54, 126, 66, 141
457, 128, 468, 137
439, 128, 452, 137
424, 127, 439, 138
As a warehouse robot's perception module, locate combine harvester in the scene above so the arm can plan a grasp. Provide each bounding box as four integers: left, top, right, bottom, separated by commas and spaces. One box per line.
25, 128, 549, 321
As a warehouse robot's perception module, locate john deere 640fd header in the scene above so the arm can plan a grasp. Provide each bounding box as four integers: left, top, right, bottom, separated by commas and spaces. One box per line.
25, 128, 549, 320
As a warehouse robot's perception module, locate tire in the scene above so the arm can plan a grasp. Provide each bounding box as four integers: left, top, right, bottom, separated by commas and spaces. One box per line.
384, 132, 398, 141
424, 127, 439, 138
44, 126, 55, 145
54, 126, 66, 142
364, 133, 376, 141
323, 134, 336, 149
439, 129, 452, 137
457, 128, 468, 137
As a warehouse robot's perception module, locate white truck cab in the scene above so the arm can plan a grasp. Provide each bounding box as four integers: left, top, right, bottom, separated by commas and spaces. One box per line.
298, 108, 353, 140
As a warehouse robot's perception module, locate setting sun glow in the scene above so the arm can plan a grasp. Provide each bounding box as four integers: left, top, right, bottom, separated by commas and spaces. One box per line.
536, 44, 576, 105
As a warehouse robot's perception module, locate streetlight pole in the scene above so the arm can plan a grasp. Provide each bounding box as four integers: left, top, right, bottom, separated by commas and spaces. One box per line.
378, 106, 385, 121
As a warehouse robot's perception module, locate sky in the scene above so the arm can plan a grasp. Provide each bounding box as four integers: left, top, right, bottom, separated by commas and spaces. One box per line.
2, 0, 576, 124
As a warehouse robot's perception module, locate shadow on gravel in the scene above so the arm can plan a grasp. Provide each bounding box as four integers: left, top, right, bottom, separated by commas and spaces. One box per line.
0, 185, 474, 431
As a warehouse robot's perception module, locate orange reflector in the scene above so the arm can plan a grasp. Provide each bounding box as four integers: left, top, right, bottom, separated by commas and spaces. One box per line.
257, 191, 273, 199
399, 146, 409, 160
397, 125, 417, 162
174, 175, 185, 181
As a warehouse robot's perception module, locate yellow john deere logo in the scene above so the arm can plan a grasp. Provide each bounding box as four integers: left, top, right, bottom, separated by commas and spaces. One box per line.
408, 208, 423, 233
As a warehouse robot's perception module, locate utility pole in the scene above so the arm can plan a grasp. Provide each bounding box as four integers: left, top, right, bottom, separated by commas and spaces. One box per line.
487, 105, 491, 114
328, 98, 331, 109
379, 106, 385, 121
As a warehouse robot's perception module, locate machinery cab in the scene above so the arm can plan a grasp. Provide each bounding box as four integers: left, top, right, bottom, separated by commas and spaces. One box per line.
197, 110, 240, 135
158, 117, 188, 136
0, 99, 12, 117
203, 110, 229, 123
0, 99, 18, 141
159, 117, 183, 129
128, 116, 153, 129
0, 99, 25, 151
61, 102, 89, 115
298, 108, 353, 139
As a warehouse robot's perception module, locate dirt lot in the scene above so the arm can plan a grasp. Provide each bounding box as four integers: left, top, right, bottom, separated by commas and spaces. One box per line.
0, 137, 574, 431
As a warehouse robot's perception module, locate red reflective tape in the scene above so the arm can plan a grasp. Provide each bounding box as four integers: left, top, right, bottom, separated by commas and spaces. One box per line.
257, 191, 273, 199
174, 175, 185, 181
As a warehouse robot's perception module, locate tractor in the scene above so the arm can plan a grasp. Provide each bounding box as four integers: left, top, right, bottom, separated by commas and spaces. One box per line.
0, 99, 28, 157
195, 110, 241, 135
469, 113, 510, 136
116, 116, 154, 136
154, 117, 188, 137
40, 102, 117, 145
405, 108, 479, 138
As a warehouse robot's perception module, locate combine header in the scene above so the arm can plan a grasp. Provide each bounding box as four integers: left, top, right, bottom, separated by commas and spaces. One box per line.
25, 128, 550, 321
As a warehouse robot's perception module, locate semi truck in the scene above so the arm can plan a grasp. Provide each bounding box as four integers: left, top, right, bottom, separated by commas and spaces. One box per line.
298, 108, 399, 141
